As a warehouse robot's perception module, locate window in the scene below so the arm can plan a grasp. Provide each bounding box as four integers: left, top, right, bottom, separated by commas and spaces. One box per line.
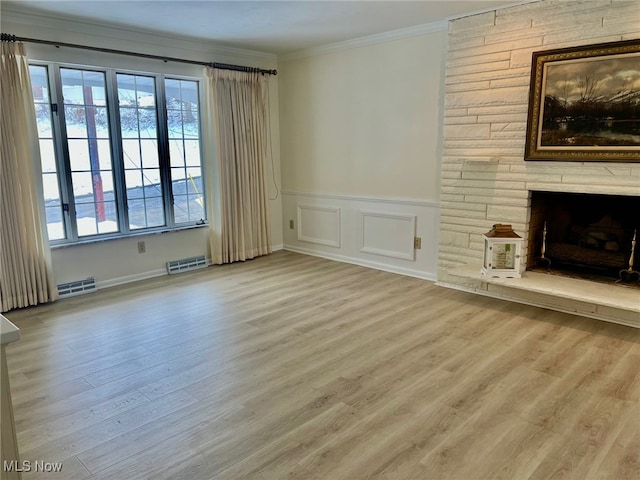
30, 65, 65, 241
29, 64, 206, 244
117, 73, 163, 230
62, 68, 118, 236
165, 79, 205, 224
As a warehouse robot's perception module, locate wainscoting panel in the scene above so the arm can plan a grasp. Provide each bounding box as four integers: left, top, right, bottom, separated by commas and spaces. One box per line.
360, 211, 416, 261
283, 191, 439, 280
297, 204, 341, 247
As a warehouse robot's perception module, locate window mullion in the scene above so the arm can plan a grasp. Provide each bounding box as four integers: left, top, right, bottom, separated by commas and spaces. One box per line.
156, 76, 174, 228
107, 69, 129, 235
197, 80, 207, 222
50, 64, 79, 242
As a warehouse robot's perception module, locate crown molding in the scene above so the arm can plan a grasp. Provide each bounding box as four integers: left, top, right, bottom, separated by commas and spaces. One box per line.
0, 7, 277, 64
280, 20, 447, 62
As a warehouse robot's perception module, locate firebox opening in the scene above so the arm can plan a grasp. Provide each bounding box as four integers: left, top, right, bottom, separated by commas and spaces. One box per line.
527, 191, 640, 283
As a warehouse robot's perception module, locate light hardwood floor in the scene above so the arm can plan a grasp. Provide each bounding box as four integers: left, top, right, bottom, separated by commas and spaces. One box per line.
4, 251, 639, 480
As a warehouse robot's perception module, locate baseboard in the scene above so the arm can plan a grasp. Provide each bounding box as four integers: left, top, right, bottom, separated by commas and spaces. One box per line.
284, 245, 437, 282
89, 244, 436, 294
85, 248, 285, 292
97, 268, 168, 290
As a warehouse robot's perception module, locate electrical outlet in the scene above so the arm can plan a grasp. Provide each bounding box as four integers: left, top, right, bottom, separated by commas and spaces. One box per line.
289, 219, 295, 229
414, 237, 422, 249
137, 241, 146, 254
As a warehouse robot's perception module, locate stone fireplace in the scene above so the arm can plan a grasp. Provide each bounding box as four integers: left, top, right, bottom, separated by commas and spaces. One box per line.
527, 192, 640, 282
438, 1, 640, 327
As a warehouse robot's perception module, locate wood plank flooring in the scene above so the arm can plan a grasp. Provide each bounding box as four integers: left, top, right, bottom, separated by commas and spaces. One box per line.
4, 251, 639, 479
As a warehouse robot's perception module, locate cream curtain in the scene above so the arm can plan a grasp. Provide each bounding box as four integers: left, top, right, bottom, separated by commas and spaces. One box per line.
0, 42, 57, 312
203, 68, 271, 264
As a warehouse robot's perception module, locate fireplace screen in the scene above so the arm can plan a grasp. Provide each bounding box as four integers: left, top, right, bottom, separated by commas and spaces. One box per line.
527, 191, 640, 281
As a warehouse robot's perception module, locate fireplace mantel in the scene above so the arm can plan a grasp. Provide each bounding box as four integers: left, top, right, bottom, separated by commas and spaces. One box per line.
438, 265, 639, 329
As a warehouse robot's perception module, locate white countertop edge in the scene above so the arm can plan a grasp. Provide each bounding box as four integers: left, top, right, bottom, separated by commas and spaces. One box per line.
1, 314, 21, 345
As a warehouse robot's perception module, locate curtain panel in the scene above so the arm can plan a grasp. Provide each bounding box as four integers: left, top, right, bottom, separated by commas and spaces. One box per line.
0, 42, 57, 312
204, 68, 272, 264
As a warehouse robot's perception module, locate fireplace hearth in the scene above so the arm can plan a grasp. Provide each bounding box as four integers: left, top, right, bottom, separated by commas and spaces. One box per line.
527, 191, 640, 282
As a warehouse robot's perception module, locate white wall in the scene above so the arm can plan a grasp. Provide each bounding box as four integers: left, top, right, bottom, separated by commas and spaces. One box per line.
51, 228, 210, 288
278, 29, 446, 279
1, 7, 283, 289
438, 0, 640, 284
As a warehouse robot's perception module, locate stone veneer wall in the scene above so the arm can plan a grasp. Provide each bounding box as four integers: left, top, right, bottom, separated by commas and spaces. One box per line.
438, 0, 640, 282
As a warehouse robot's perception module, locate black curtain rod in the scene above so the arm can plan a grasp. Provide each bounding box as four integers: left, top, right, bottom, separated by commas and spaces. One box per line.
0, 33, 277, 76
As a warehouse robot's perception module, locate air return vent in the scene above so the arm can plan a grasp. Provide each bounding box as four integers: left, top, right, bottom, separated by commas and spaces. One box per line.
57, 277, 97, 298
166, 255, 207, 275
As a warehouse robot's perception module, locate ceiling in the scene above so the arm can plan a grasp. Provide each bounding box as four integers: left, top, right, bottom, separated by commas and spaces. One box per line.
3, 1, 531, 55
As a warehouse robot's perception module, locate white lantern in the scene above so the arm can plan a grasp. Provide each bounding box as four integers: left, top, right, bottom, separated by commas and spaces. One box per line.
481, 224, 523, 279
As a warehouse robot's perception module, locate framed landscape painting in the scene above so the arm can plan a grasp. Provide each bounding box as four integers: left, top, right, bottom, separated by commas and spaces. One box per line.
525, 39, 640, 162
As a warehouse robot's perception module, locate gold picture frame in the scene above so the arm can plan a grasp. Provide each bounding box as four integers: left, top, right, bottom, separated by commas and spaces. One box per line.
524, 39, 640, 162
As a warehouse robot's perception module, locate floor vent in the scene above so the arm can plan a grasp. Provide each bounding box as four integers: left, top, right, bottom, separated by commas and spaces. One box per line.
166, 255, 207, 274
58, 277, 97, 298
